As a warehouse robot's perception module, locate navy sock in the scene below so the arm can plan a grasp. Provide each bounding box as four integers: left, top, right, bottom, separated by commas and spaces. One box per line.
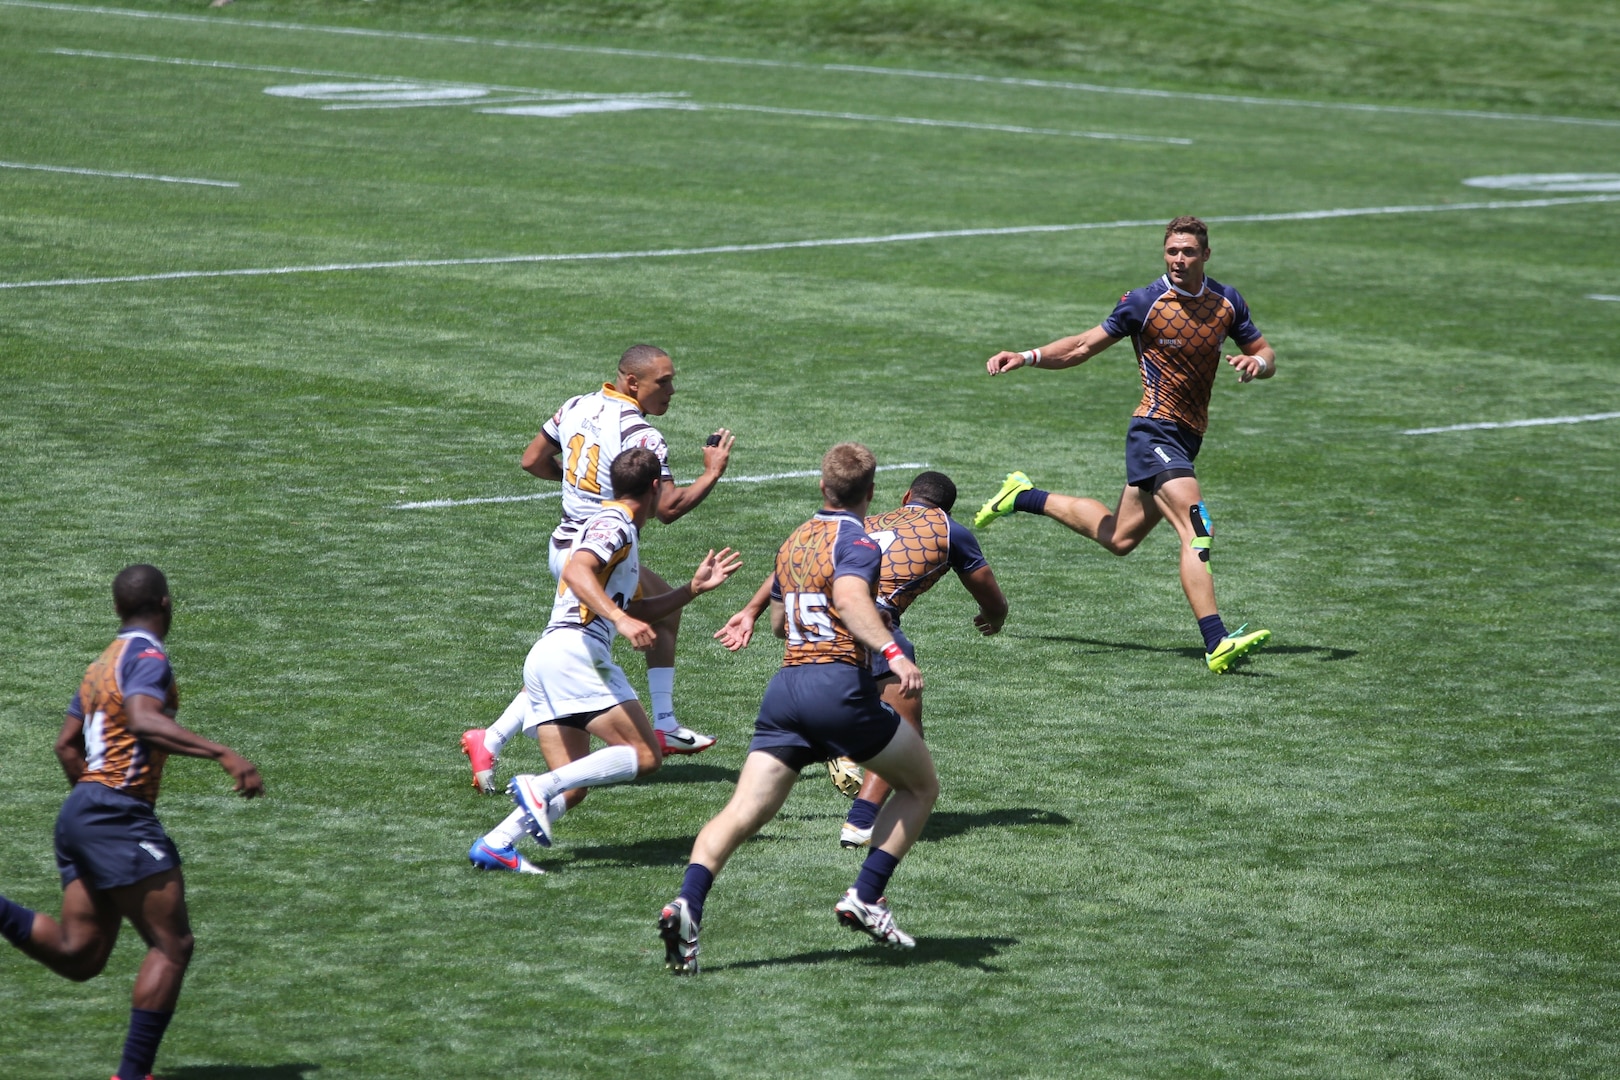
0, 895, 36, 948
1013, 488, 1049, 515
677, 863, 715, 925
117, 1007, 173, 1080
853, 849, 902, 904
1198, 614, 1228, 654
845, 798, 880, 831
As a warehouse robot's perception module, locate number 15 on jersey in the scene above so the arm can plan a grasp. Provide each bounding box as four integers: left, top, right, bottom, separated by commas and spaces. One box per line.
782, 590, 835, 644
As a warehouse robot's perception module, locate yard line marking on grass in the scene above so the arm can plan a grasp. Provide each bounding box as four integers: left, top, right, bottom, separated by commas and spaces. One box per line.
1591, 294, 1620, 302
391, 463, 929, 509
9, 0, 1620, 130
1403, 412, 1620, 435
5, 195, 1619, 292
0, 159, 237, 187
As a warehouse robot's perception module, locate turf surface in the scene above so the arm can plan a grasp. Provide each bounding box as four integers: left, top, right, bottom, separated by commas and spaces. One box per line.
1, 1, 1617, 1077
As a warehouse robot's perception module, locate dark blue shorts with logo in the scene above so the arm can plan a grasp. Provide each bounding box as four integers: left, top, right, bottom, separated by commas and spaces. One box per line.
1124, 416, 1204, 488
749, 662, 901, 772
55, 781, 181, 891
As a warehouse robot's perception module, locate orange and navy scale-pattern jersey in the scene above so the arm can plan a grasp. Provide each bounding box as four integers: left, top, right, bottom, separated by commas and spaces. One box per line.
66, 630, 178, 805
864, 504, 988, 620
770, 510, 882, 668
1102, 276, 1262, 435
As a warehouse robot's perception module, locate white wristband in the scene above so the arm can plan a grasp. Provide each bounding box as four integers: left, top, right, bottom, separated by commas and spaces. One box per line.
1254, 355, 1272, 376
1021, 348, 1042, 368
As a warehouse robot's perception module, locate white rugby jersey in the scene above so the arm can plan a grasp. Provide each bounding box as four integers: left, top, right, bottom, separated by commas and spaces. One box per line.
542, 384, 673, 547
546, 501, 644, 648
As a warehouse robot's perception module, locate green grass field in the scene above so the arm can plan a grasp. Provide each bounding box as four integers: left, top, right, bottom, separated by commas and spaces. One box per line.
2, 1, 1617, 1076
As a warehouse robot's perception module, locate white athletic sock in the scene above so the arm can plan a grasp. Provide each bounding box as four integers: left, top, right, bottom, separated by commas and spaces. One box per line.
483, 808, 531, 850
485, 691, 527, 757
647, 667, 676, 731
547, 793, 569, 825
540, 744, 640, 800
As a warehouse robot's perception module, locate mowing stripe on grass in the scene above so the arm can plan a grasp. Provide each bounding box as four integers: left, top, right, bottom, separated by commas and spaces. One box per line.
7, 0, 1618, 130
0, 159, 238, 187
391, 463, 930, 509
1403, 412, 1620, 435
4, 195, 1618, 293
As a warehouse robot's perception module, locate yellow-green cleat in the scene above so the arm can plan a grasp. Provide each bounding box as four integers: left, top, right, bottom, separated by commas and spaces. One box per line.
1206, 626, 1272, 673
972, 471, 1034, 529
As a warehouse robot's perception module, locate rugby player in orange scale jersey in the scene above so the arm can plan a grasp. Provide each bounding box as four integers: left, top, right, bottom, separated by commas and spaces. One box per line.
0, 566, 262, 1080
977, 216, 1275, 673
716, 471, 1008, 846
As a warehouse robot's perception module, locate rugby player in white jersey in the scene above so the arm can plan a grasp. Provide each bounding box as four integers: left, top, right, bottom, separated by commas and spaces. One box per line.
461, 345, 735, 793
469, 448, 742, 872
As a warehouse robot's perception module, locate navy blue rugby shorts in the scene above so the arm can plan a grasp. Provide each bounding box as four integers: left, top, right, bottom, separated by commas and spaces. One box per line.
55, 782, 181, 891
749, 662, 901, 772
868, 623, 916, 681
1124, 417, 1204, 487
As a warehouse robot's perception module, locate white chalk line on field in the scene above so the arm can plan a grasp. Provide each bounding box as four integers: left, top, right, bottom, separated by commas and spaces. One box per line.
0, 159, 237, 187
5, 194, 1619, 293
53, 47, 1184, 142
1403, 412, 1620, 435
1590, 294, 1620, 302
8, 0, 1620, 130
391, 463, 929, 510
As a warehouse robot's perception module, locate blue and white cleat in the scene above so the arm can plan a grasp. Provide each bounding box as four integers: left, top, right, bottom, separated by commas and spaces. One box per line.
467, 839, 544, 874
508, 775, 554, 848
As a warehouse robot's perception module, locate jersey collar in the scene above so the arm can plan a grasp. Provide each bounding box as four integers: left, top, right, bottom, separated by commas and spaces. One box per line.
815, 508, 862, 524
1160, 274, 1208, 298
601, 383, 642, 411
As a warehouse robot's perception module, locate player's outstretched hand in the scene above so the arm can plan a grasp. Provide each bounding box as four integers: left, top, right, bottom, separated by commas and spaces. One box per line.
703, 429, 735, 476
689, 547, 743, 596
972, 610, 1002, 636
714, 609, 757, 651
888, 654, 924, 698
221, 751, 264, 798
986, 350, 1026, 376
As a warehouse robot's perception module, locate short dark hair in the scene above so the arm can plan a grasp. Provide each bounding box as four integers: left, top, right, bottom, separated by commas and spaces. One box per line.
610, 447, 663, 498
1164, 215, 1209, 249
821, 443, 877, 508
618, 344, 669, 379
113, 564, 169, 620
905, 471, 957, 513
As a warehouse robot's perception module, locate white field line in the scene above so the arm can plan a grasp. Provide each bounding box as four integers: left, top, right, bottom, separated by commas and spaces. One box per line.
0, 159, 237, 187
392, 463, 929, 510
1403, 412, 1620, 435
55, 47, 1180, 141
8, 0, 1620, 129
5, 195, 1619, 293
1590, 294, 1620, 302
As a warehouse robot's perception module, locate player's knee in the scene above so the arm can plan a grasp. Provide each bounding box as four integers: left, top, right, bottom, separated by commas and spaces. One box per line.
1188, 501, 1213, 564
60, 943, 112, 981
164, 931, 196, 968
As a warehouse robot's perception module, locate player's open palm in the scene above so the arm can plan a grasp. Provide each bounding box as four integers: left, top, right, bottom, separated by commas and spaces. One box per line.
714, 610, 755, 651
689, 548, 743, 595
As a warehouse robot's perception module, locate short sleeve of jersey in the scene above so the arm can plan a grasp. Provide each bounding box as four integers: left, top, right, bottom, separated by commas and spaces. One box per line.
67, 689, 84, 720
1214, 282, 1262, 347
541, 397, 573, 445
947, 519, 989, 575
576, 511, 632, 565
121, 644, 173, 705
1102, 286, 1156, 339
622, 423, 675, 482
768, 573, 782, 603
833, 525, 882, 584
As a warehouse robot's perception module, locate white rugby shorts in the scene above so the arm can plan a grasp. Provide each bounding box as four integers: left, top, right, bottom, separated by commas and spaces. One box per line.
521, 628, 637, 730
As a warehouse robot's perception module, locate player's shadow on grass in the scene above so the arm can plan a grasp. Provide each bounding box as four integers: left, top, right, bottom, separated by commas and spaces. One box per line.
645, 763, 739, 785
712, 935, 1016, 974
919, 808, 1072, 842
566, 833, 706, 867
166, 1066, 320, 1080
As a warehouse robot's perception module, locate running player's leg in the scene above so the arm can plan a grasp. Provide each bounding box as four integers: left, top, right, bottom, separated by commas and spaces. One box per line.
461, 689, 528, 794
637, 566, 717, 754
1039, 483, 1160, 555
0, 877, 121, 981
111, 868, 191, 1080
836, 719, 938, 948
1152, 475, 1270, 670
842, 679, 921, 847
508, 701, 662, 846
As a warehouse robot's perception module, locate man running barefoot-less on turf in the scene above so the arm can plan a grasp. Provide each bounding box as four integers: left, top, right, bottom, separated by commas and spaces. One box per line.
462, 344, 735, 793
977, 216, 1274, 673
659, 444, 939, 974
470, 448, 742, 874
715, 470, 1007, 848
0, 565, 263, 1080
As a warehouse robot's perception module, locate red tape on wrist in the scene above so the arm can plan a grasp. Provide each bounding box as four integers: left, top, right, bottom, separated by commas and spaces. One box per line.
881, 642, 904, 662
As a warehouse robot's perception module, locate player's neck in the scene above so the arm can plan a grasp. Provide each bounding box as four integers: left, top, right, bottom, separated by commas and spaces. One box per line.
120, 616, 168, 641
1165, 271, 1206, 296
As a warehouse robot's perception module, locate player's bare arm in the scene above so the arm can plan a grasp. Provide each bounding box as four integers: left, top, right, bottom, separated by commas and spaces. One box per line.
959, 565, 1009, 636
831, 574, 923, 697
563, 550, 657, 650
654, 430, 735, 523
123, 693, 264, 797
714, 572, 775, 651
986, 325, 1122, 375
53, 714, 87, 785
627, 548, 744, 625
1227, 334, 1277, 383
520, 430, 565, 480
